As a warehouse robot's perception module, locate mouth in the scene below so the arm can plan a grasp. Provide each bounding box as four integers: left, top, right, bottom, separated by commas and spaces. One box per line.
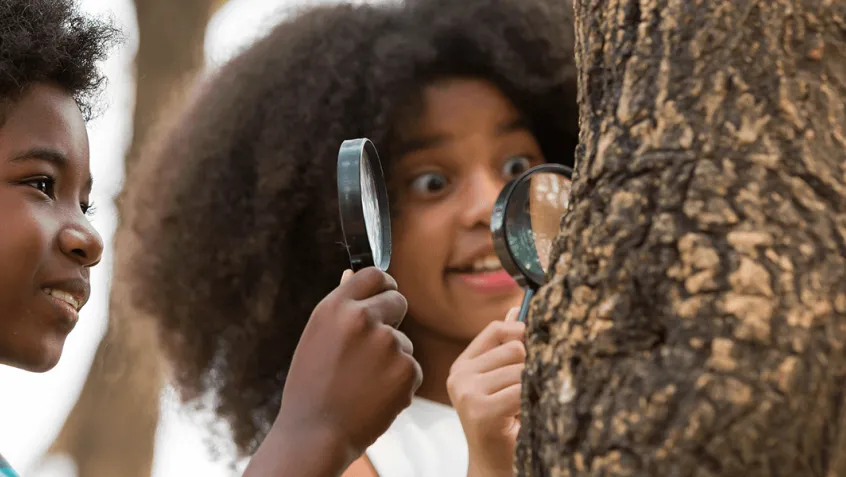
42, 288, 83, 312
446, 255, 518, 293
447, 255, 504, 275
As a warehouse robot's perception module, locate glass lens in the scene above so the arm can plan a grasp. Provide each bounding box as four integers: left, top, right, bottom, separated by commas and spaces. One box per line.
528, 172, 571, 273
360, 150, 383, 267
504, 172, 571, 283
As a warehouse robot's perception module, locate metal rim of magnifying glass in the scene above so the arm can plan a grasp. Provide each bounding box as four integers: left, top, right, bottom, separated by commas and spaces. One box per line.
337, 138, 392, 272
491, 163, 574, 289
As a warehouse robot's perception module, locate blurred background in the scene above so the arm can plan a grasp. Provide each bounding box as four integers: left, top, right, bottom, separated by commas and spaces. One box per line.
0, 0, 369, 475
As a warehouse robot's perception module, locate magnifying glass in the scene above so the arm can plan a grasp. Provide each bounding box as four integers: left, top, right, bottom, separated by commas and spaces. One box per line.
491, 164, 573, 322
337, 138, 392, 272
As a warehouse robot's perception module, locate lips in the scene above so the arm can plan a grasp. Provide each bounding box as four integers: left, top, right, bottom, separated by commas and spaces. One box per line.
446, 250, 518, 294
42, 288, 82, 311
40, 278, 89, 312
448, 254, 504, 274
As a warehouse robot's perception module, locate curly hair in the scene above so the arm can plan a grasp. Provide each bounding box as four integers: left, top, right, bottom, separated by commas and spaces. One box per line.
126, 0, 577, 455
0, 0, 119, 121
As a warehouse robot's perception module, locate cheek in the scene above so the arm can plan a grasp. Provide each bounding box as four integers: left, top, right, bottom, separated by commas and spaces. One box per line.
388, 210, 451, 294
0, 202, 53, 298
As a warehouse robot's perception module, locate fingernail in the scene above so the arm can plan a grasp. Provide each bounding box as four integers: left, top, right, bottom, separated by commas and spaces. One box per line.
505, 307, 519, 322
340, 269, 353, 284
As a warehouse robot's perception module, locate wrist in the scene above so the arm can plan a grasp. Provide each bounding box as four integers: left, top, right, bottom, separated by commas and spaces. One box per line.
467, 455, 513, 477
245, 418, 357, 477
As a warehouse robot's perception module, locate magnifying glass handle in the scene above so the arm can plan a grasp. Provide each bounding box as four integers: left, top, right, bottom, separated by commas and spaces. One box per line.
517, 288, 535, 323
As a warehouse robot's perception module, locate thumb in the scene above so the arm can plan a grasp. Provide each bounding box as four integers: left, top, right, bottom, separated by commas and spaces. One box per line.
504, 307, 520, 322
340, 269, 354, 285
506, 418, 521, 442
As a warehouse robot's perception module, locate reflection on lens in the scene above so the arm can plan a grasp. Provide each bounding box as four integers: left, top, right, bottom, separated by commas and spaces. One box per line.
503, 171, 571, 283
491, 163, 573, 323
528, 173, 571, 272
360, 150, 383, 267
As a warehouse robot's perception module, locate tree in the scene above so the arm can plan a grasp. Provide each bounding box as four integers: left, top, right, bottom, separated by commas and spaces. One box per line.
37, 1, 223, 476
517, 1, 846, 476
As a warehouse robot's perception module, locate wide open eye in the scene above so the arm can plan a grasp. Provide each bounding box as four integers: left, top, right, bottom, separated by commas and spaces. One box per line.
410, 172, 449, 197
502, 156, 532, 178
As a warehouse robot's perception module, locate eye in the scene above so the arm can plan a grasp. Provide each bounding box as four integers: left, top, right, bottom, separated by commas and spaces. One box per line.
81, 202, 96, 217
25, 176, 56, 198
409, 172, 449, 196
502, 155, 533, 178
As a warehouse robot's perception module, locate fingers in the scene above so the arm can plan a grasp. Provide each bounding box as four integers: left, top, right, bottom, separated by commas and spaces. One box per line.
487, 382, 522, 418
462, 340, 526, 374
410, 355, 424, 394
340, 269, 354, 285
387, 335, 423, 402
359, 290, 408, 328
339, 267, 398, 300
507, 420, 521, 442
458, 320, 525, 361
504, 307, 519, 322
478, 363, 524, 394
391, 327, 414, 356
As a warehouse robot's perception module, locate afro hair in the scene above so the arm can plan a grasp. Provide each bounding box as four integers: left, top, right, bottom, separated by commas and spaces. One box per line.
0, 0, 120, 121
126, 0, 577, 455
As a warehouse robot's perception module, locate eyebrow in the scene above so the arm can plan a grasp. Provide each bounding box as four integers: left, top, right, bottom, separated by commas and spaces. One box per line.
395, 116, 532, 157
10, 147, 94, 192
497, 117, 531, 135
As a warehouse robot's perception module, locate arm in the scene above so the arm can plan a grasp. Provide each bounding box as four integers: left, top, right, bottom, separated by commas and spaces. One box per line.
449, 309, 525, 477
243, 269, 420, 477
244, 425, 355, 477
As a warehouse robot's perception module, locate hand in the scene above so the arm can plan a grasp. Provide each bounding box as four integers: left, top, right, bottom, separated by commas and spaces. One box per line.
261, 267, 423, 473
447, 308, 525, 477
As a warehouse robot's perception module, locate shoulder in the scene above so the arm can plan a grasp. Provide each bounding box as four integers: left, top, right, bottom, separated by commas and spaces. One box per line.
364, 398, 468, 477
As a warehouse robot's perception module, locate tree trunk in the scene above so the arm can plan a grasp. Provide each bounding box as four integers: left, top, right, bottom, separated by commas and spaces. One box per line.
38, 1, 219, 476
517, 1, 846, 476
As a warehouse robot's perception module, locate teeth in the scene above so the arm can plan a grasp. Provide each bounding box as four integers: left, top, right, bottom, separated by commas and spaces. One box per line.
470, 256, 503, 272
44, 288, 80, 311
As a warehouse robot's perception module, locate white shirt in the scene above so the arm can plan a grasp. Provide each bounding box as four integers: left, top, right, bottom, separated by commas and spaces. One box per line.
365, 397, 468, 477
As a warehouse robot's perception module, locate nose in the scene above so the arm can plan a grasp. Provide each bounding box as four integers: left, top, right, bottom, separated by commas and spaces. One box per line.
459, 170, 504, 229
58, 220, 104, 268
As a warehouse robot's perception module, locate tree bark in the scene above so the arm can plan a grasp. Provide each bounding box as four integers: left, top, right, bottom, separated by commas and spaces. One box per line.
37, 1, 220, 476
518, 1, 846, 476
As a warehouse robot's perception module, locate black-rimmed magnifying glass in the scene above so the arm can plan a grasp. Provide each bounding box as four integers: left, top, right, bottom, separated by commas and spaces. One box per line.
337, 138, 392, 272
491, 163, 573, 322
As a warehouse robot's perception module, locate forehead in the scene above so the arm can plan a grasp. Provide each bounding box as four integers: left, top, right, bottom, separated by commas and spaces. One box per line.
0, 83, 89, 167
410, 78, 521, 133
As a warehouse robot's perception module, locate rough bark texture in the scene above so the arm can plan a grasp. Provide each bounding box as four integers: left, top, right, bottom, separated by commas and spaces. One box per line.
37, 1, 219, 476
518, 1, 846, 476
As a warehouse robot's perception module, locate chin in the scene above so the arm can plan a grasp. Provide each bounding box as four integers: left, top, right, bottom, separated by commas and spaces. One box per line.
3, 339, 66, 373
23, 354, 62, 373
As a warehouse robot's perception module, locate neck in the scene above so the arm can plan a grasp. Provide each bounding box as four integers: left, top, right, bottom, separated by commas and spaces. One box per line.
403, 319, 470, 406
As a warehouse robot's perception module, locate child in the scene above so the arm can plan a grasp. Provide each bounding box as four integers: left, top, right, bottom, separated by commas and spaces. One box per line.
0, 1, 421, 476
0, 12, 115, 476
125, 0, 577, 476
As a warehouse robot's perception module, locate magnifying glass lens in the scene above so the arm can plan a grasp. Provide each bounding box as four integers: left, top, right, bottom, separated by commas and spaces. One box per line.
503, 171, 572, 283
491, 164, 573, 323
527, 172, 571, 273
360, 149, 383, 267
337, 138, 391, 272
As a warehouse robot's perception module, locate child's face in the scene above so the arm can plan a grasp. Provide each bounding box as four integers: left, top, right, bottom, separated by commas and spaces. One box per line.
389, 78, 544, 343
0, 83, 103, 372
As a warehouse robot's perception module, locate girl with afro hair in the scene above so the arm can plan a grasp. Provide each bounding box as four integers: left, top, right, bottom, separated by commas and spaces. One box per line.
127, 0, 578, 475
0, 1, 420, 476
